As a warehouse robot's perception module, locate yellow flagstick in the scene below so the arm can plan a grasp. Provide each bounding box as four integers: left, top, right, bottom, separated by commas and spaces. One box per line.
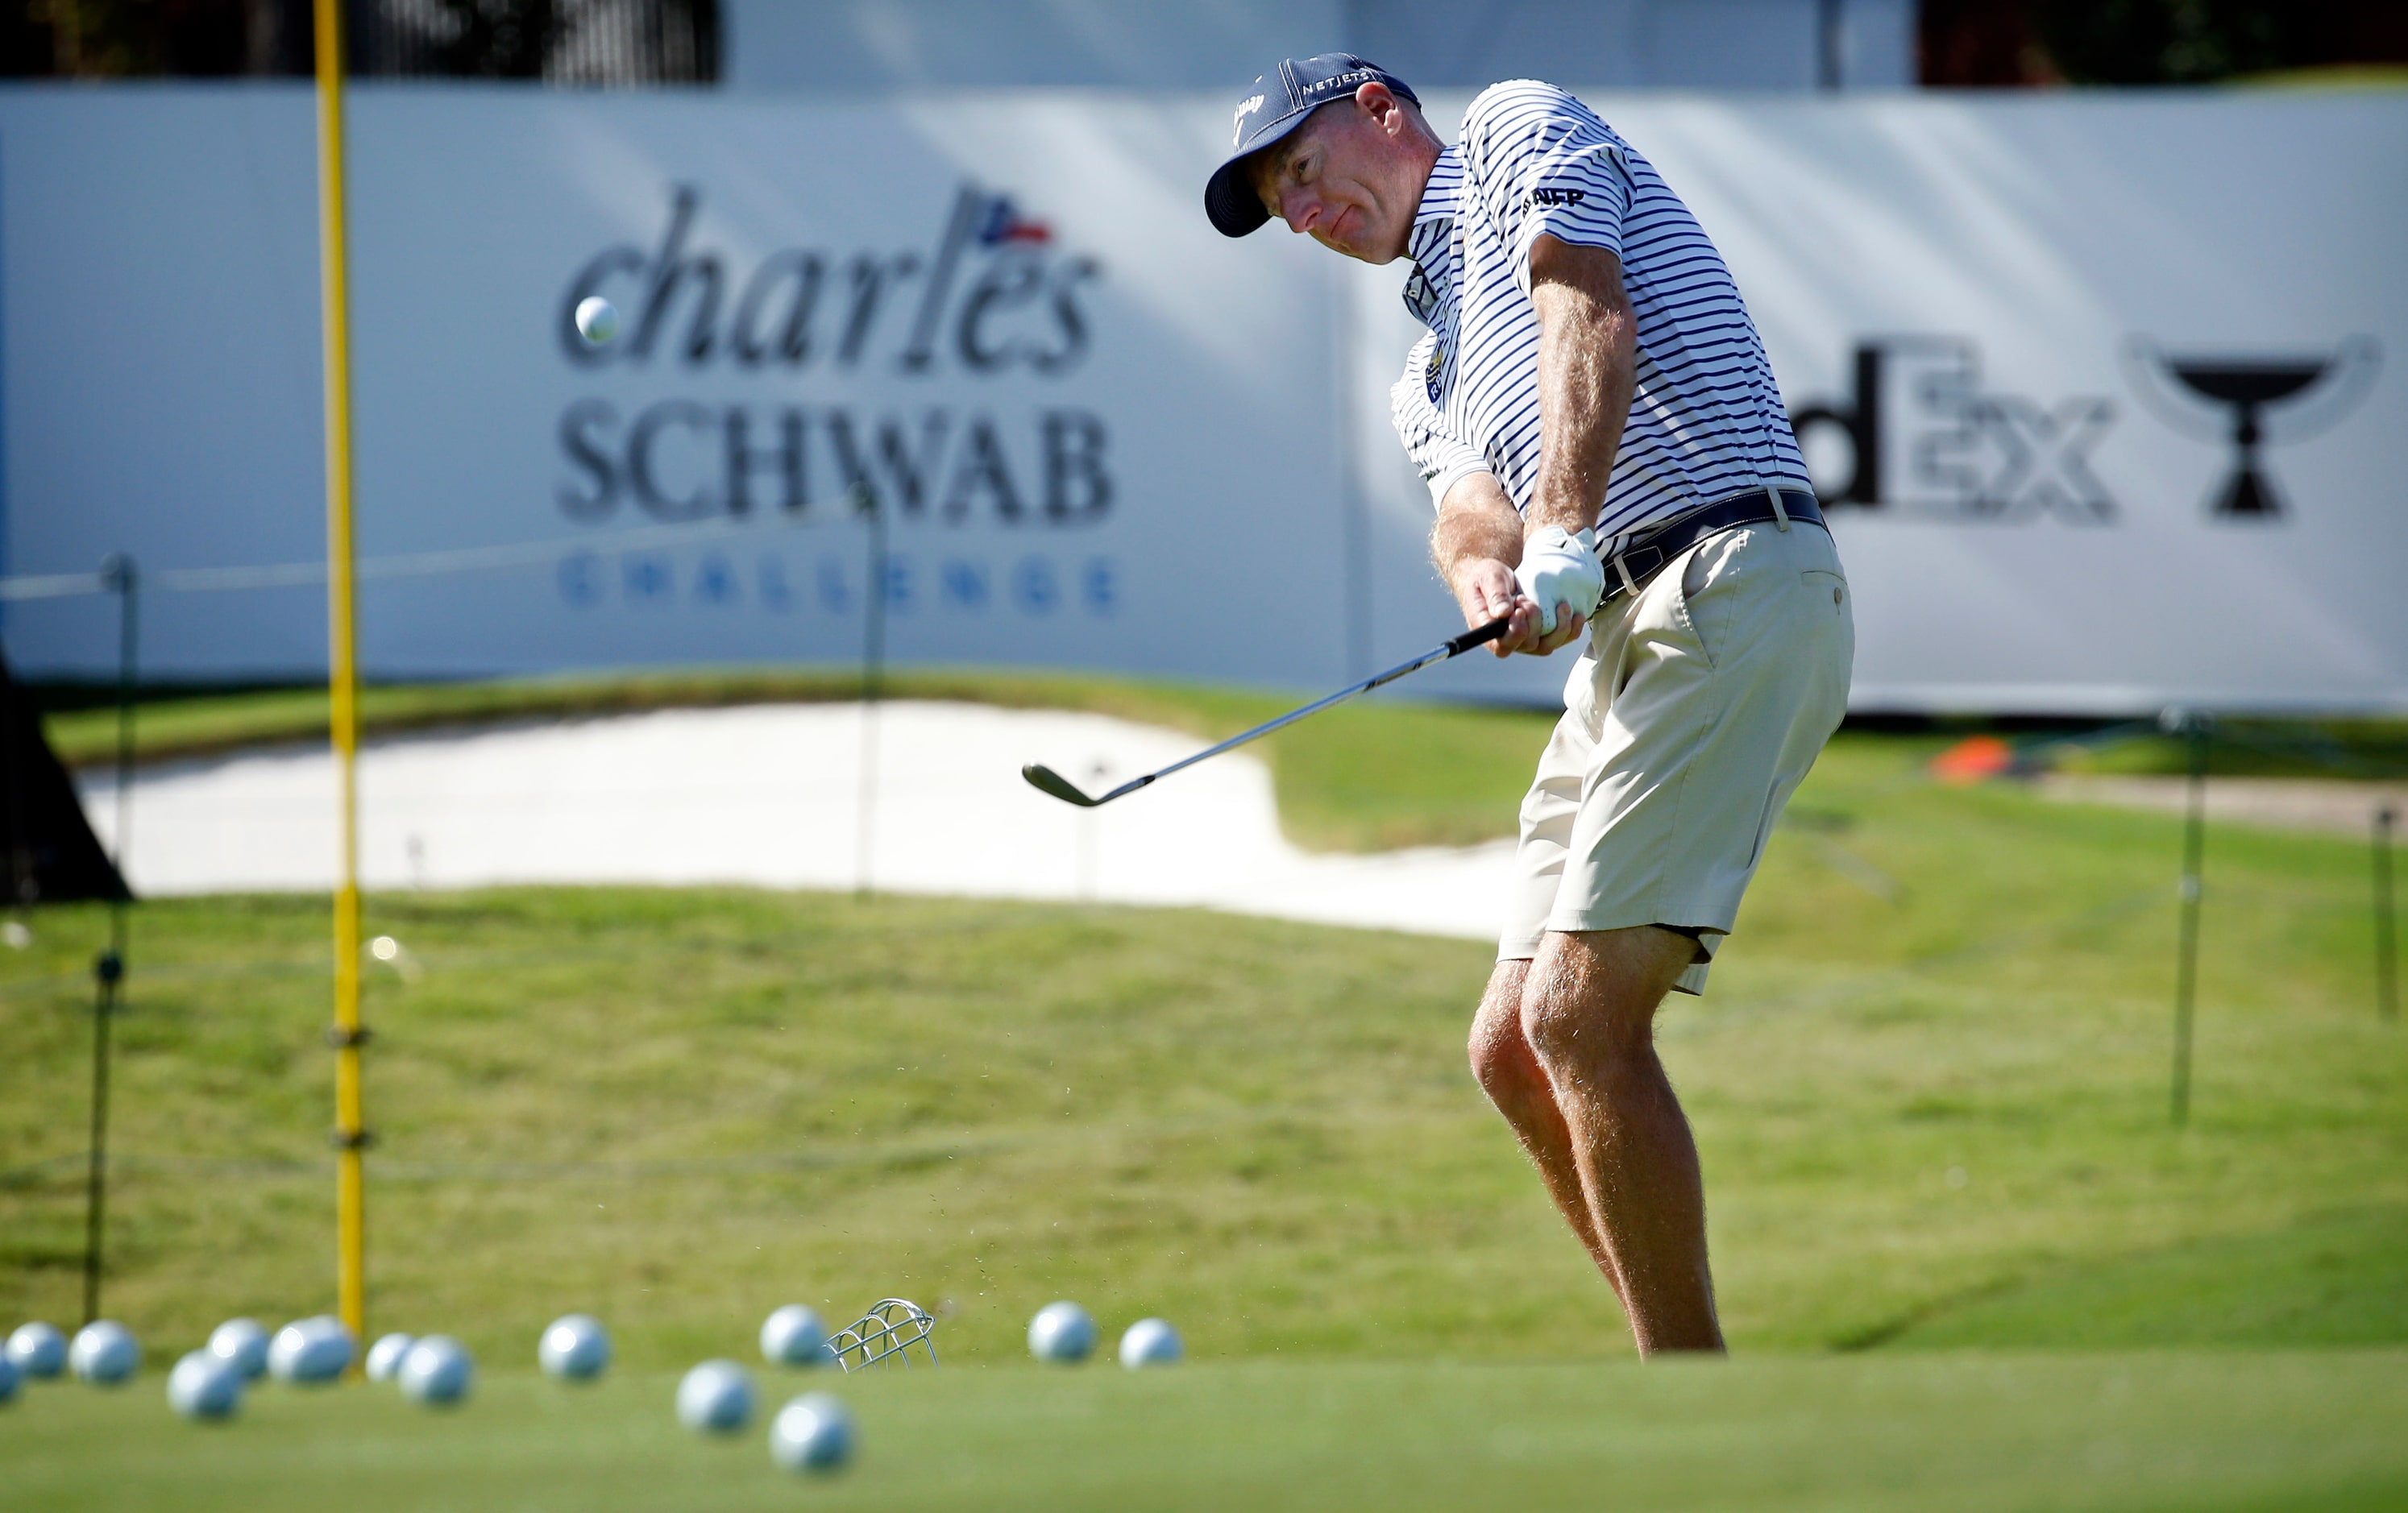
313, 0, 368, 1356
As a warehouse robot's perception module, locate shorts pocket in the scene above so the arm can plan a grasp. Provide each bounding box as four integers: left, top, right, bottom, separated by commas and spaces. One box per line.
1668, 529, 1750, 669
1801, 570, 1847, 616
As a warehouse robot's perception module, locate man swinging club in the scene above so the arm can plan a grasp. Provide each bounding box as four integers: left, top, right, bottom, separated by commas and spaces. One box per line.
1206, 56, 1854, 1353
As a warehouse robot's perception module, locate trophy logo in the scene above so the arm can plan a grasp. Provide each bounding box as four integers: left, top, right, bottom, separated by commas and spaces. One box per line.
2122, 337, 2381, 520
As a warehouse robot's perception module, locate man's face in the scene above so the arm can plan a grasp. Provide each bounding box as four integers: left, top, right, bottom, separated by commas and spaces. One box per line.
1250, 85, 1427, 265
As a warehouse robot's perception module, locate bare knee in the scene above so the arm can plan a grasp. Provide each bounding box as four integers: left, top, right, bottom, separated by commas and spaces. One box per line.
1468, 963, 1544, 1108
1521, 930, 1686, 1081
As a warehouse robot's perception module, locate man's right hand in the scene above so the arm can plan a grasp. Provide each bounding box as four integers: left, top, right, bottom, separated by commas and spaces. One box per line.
1435, 472, 1590, 657
1453, 556, 1587, 657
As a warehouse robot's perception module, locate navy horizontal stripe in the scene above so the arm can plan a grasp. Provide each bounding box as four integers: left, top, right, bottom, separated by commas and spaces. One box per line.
1390, 81, 1808, 540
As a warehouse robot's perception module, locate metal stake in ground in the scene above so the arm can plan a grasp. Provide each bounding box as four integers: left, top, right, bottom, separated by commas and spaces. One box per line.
2376, 805, 2398, 1024
853, 483, 886, 897
2168, 708, 2211, 1127
1022, 616, 1513, 808
83, 552, 137, 1324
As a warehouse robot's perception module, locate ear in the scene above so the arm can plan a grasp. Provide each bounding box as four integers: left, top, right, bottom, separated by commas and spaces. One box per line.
1356, 81, 1401, 133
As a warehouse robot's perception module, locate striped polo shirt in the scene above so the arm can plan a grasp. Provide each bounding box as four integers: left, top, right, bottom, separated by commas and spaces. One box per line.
1390, 81, 1811, 548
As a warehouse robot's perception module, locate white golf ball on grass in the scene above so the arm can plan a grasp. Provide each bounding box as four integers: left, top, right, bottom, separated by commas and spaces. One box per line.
1118, 1317, 1183, 1368
1027, 1300, 1096, 1364
206, 1319, 270, 1381
397, 1335, 474, 1407
539, 1314, 612, 1381
677, 1359, 754, 1435
6, 1321, 65, 1378
167, 1349, 243, 1420
69, 1320, 139, 1386
268, 1316, 353, 1385
759, 1304, 828, 1368
575, 296, 620, 346
364, 1332, 415, 1382
768, 1392, 855, 1475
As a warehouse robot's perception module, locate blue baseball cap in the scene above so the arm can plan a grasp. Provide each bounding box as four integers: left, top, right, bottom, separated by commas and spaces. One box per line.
1206, 53, 1419, 238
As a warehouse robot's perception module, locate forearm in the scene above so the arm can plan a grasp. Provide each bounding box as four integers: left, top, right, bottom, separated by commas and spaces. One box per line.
1430, 471, 1523, 591
1527, 237, 1636, 537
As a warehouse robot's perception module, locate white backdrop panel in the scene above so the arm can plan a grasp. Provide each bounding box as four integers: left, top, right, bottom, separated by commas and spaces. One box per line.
2, 85, 2402, 713
1354, 91, 2408, 712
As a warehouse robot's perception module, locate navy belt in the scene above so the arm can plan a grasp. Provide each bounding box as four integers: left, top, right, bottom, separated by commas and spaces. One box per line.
1597, 487, 1825, 606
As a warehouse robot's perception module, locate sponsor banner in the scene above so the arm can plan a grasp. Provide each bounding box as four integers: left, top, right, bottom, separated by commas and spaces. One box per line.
2, 87, 2402, 713
0, 87, 1356, 690
1364, 92, 2408, 713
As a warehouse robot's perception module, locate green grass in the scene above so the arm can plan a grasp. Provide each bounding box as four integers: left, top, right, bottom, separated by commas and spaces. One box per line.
4, 717, 2407, 1507
3, 733, 2404, 1366
7, 1356, 2408, 1512
35, 669, 1555, 852
1950, 716, 2408, 783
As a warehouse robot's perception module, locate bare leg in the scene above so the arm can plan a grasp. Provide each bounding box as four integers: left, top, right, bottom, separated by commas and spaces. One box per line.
1522, 926, 1724, 1354
1467, 961, 1627, 1307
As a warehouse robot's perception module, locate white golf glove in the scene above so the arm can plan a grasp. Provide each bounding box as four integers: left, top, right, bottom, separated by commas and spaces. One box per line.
1513, 526, 1605, 636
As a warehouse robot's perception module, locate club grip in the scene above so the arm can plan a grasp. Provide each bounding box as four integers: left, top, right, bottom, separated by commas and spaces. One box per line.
1443, 615, 1515, 657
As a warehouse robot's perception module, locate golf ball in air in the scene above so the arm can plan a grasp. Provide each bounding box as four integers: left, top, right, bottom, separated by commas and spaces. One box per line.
207, 1318, 270, 1380
398, 1335, 474, 1406
575, 295, 620, 346
1119, 1317, 1183, 1369
6, 1322, 66, 1378
1027, 1301, 1096, 1364
364, 1332, 415, 1382
69, 1320, 139, 1386
538, 1314, 612, 1381
759, 1304, 828, 1368
677, 1359, 755, 1434
268, 1316, 353, 1384
167, 1349, 243, 1420
767, 1392, 855, 1475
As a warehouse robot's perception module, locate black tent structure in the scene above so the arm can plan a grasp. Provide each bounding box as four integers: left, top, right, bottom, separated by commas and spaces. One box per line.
0, 645, 131, 907
1, 632, 135, 1328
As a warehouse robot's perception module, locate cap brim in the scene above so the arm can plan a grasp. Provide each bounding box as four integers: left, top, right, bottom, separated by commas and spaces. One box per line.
1203, 108, 1314, 238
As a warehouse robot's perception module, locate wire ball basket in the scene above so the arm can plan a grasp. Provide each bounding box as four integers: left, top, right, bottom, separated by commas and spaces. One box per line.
828, 1298, 939, 1373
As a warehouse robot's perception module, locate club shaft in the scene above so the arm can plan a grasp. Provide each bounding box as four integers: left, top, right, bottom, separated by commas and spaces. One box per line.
1094, 616, 1511, 803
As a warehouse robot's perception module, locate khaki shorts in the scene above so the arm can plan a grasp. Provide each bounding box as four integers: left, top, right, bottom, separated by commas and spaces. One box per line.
1498, 519, 1854, 993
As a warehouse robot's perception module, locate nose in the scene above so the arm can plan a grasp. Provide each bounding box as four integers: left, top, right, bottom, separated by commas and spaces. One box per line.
1278, 188, 1318, 235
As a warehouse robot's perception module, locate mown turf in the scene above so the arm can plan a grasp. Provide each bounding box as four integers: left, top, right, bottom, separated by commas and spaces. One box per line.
7, 1354, 2408, 1513
3, 732, 2404, 1376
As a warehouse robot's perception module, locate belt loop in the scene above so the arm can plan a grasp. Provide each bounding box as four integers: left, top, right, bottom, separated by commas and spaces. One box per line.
1613, 553, 1639, 596
1766, 484, 1791, 533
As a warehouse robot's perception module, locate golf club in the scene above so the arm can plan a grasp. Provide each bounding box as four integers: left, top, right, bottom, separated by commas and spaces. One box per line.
1022, 614, 1514, 807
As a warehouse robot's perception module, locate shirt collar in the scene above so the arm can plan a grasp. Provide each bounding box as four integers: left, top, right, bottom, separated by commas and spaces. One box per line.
1406, 145, 1463, 267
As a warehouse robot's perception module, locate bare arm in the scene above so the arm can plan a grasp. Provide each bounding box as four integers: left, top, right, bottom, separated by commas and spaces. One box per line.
1526, 234, 1638, 537
1428, 235, 1637, 656
1433, 472, 1582, 657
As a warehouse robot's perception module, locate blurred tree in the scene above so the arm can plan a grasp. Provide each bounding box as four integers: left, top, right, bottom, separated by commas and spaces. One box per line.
1923, 0, 2408, 85
0, 0, 715, 79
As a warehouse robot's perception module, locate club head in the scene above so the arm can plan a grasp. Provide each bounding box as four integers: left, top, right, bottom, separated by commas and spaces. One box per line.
1021, 764, 1101, 807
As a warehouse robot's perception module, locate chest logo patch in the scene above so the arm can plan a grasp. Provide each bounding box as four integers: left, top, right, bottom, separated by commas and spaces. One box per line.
1425, 343, 1447, 404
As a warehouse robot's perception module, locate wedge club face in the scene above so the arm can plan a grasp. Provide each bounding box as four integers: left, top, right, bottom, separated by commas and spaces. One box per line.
1021, 764, 1101, 806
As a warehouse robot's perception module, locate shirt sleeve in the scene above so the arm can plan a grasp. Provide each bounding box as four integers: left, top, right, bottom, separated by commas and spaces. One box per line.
1463, 83, 1634, 296
1391, 333, 1494, 512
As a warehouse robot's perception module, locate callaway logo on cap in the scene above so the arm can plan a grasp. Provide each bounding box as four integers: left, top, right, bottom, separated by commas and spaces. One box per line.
1205, 52, 1418, 238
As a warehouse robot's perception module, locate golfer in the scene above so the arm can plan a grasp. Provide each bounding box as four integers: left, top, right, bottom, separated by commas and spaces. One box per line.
1206, 55, 1853, 1354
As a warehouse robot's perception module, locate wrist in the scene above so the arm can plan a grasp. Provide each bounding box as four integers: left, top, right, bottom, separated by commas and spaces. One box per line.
1527, 476, 1600, 537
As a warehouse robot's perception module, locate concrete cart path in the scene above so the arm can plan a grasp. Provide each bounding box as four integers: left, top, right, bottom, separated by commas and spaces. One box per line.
77, 702, 1517, 943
